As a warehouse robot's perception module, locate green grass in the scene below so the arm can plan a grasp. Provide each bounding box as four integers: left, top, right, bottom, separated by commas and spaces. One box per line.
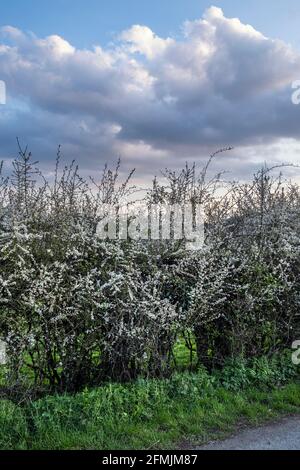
172, 334, 198, 370
0, 352, 299, 450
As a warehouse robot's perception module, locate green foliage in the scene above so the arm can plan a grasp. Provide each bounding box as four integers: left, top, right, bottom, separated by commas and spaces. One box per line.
0, 400, 28, 450
216, 352, 299, 391
0, 353, 298, 450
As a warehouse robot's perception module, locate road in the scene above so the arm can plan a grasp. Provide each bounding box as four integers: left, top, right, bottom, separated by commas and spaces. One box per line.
198, 415, 300, 450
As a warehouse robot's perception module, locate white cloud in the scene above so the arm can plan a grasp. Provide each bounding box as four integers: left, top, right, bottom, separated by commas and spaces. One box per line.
36, 35, 75, 59
120, 25, 173, 59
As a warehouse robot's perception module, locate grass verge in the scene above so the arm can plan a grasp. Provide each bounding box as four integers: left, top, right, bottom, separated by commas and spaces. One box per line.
0, 353, 299, 450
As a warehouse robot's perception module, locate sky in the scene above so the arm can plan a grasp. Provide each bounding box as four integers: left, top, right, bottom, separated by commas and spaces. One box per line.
2, 0, 300, 50
1, 1, 300, 182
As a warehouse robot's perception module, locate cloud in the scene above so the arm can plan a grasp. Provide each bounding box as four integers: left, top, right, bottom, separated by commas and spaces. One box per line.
120, 25, 173, 59
1, 6, 300, 181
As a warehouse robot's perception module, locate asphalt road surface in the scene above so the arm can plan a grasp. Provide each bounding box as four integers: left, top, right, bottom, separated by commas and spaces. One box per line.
198, 415, 300, 450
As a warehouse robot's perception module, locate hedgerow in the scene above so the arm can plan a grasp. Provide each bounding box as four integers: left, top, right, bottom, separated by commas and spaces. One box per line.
0, 144, 299, 395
